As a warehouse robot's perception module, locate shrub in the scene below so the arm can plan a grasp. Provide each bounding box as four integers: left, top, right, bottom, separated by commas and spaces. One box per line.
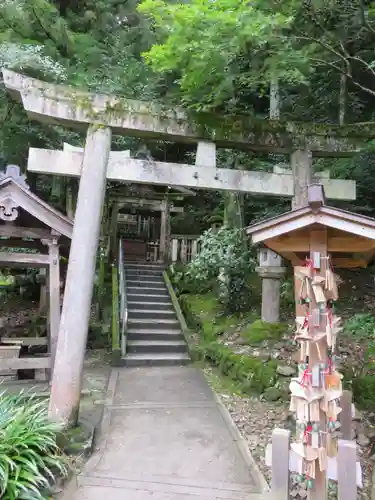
0, 391, 68, 499
343, 313, 375, 340
352, 375, 375, 410
186, 228, 256, 313
168, 263, 214, 296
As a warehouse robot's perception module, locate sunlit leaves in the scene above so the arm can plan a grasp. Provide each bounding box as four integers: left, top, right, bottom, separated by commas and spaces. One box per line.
138, 0, 311, 108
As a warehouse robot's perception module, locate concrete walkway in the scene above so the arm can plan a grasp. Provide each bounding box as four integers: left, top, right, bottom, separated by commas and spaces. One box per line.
64, 366, 267, 499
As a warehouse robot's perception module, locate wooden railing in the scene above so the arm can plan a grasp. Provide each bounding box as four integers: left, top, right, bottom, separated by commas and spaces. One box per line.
118, 239, 128, 355
145, 236, 201, 264
266, 391, 361, 500
170, 235, 200, 264
147, 240, 160, 262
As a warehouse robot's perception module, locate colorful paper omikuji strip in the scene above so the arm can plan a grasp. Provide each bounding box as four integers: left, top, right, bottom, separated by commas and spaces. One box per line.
290, 255, 343, 488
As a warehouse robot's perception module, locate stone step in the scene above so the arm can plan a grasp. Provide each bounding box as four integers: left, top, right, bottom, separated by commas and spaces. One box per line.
127, 286, 169, 296
126, 269, 164, 278
125, 263, 165, 271
127, 279, 165, 289
128, 309, 177, 320
127, 293, 170, 303
127, 328, 183, 342
127, 340, 187, 354
122, 352, 190, 367
127, 318, 180, 330
127, 301, 173, 311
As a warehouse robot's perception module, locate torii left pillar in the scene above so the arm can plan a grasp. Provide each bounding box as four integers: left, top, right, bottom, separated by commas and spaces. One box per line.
49, 125, 111, 426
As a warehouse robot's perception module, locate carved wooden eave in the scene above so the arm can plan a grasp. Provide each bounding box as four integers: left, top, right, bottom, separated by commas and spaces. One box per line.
2, 69, 371, 156
246, 185, 375, 268
0, 166, 73, 239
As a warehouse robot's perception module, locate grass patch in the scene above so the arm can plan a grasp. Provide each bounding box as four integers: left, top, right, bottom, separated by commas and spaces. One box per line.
203, 364, 246, 397
240, 320, 288, 345
180, 292, 279, 394
183, 292, 257, 340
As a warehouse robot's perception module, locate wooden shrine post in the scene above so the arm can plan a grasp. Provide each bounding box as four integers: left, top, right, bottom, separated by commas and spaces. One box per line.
42, 236, 61, 374
306, 226, 329, 500
159, 198, 171, 262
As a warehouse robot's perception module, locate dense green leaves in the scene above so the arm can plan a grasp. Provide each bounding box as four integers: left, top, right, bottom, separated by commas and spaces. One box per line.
187, 228, 256, 312
138, 0, 309, 109
0, 391, 68, 499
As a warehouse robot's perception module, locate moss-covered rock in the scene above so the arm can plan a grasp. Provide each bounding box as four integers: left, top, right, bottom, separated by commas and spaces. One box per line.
240, 320, 288, 345
263, 387, 282, 401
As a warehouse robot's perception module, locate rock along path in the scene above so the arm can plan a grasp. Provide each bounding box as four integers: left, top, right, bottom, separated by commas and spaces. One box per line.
63, 366, 267, 500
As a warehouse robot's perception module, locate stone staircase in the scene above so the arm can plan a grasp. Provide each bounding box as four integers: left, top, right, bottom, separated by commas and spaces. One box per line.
123, 263, 190, 366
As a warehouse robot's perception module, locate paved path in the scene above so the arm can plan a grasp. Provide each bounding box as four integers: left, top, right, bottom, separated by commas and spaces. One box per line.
65, 366, 267, 499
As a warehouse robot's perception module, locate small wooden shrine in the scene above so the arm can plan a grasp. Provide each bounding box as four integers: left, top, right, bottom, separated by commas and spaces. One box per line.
109, 182, 195, 262
0, 165, 73, 381
246, 184, 373, 498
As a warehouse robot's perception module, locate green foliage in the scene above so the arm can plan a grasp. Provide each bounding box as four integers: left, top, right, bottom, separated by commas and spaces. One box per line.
352, 375, 375, 411
139, 0, 375, 112
138, 0, 308, 109
343, 313, 375, 340
0, 391, 68, 499
180, 292, 277, 393
186, 228, 255, 313
280, 275, 295, 314
168, 263, 215, 296
240, 320, 288, 345
202, 342, 278, 394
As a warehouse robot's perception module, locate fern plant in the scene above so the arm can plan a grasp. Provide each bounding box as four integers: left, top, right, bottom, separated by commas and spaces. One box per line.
0, 391, 68, 499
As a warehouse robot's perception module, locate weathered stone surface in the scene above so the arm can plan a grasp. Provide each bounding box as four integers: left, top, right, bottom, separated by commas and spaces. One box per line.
27, 148, 357, 200
3, 69, 372, 156
276, 364, 297, 377
263, 387, 282, 401
357, 433, 370, 447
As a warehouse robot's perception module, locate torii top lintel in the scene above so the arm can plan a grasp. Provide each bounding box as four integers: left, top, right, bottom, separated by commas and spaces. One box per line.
3, 69, 374, 157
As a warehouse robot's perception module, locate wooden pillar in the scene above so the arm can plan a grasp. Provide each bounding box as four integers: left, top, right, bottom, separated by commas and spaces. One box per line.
271, 428, 290, 500
191, 239, 198, 260
181, 238, 187, 264
308, 227, 328, 500
48, 125, 111, 426
159, 198, 170, 262
39, 268, 48, 314
43, 237, 61, 375
171, 238, 178, 263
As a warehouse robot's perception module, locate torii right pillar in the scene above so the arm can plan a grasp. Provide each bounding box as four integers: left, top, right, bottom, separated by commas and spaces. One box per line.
256, 149, 312, 323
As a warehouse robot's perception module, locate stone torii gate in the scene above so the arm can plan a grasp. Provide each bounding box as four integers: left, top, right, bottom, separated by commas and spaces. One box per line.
3, 69, 366, 425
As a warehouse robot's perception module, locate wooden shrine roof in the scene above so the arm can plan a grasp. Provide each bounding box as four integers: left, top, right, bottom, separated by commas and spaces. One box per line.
0, 165, 73, 241
246, 184, 375, 268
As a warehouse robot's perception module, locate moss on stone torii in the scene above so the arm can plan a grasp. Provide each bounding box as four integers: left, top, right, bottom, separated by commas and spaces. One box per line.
3, 69, 374, 157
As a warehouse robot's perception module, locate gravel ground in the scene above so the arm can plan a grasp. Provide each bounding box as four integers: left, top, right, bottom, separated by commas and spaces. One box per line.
203, 366, 373, 500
